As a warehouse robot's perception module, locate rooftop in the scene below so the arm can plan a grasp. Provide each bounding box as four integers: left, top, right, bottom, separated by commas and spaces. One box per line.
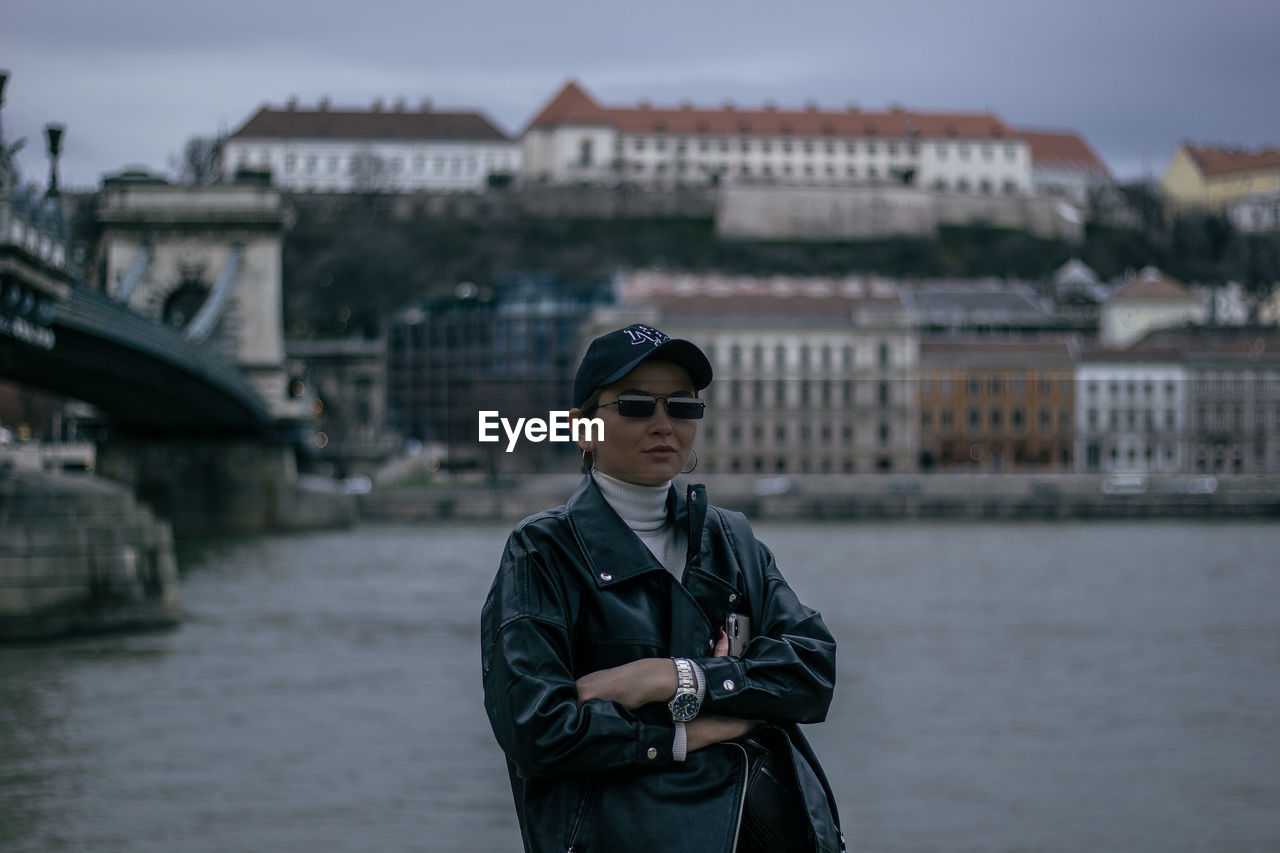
528, 80, 1019, 141
920, 334, 1080, 367
1108, 267, 1198, 302
618, 271, 904, 325
899, 280, 1062, 328
1183, 144, 1280, 179
229, 100, 511, 142
1020, 129, 1111, 175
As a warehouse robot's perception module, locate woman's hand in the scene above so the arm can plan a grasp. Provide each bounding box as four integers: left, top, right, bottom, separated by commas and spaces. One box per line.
574, 628, 731, 711
575, 657, 676, 709
684, 628, 760, 751
686, 715, 762, 751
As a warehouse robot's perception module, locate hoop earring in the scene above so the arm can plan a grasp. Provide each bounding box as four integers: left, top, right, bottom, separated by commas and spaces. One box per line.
681, 448, 698, 475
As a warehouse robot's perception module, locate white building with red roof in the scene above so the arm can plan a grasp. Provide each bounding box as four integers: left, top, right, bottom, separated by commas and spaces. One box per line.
522, 80, 1036, 196
1019, 129, 1113, 205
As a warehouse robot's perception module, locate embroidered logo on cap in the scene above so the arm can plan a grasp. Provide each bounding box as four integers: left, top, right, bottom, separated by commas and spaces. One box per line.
624, 325, 669, 347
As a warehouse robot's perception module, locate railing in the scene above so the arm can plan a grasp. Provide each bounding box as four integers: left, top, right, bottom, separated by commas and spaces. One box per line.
1, 186, 74, 275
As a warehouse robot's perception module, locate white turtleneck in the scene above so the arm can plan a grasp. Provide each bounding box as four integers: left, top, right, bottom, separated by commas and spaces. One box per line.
591, 470, 687, 577
591, 470, 705, 761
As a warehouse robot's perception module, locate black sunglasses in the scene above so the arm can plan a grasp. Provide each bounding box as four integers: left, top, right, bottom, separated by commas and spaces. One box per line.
598, 393, 706, 420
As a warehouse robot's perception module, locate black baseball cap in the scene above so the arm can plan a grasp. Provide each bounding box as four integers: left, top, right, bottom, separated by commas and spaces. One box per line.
573, 324, 713, 408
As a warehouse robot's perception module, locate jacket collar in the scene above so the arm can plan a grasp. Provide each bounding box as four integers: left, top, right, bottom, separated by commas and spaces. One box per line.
567, 474, 706, 588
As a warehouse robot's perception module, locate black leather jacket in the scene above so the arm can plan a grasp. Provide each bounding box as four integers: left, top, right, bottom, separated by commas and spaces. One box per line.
481, 475, 843, 852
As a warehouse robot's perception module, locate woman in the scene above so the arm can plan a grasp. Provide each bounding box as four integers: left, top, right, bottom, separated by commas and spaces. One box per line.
481, 323, 843, 852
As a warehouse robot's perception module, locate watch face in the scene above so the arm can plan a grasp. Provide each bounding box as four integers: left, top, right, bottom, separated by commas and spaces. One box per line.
671, 692, 700, 722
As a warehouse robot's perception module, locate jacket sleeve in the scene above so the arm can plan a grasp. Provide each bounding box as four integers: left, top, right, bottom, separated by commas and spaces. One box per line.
695, 519, 836, 724
481, 527, 676, 779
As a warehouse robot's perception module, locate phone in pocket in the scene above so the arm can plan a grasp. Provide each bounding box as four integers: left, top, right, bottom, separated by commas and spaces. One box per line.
724, 612, 751, 657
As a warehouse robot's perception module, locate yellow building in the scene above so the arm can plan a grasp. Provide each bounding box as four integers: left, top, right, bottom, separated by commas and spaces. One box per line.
1162, 144, 1280, 211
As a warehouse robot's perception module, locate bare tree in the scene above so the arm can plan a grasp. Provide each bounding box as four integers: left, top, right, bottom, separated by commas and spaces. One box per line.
174, 134, 225, 185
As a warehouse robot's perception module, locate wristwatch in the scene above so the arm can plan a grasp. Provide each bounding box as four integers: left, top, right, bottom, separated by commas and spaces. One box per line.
669, 657, 701, 722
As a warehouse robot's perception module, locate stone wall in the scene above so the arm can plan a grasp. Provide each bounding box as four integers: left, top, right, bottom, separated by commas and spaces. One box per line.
715, 184, 1084, 241
0, 466, 179, 640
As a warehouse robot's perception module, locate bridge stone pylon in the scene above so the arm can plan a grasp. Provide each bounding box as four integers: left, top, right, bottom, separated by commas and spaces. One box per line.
96, 176, 303, 422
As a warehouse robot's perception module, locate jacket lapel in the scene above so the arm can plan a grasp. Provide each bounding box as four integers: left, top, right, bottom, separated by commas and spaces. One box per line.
566, 474, 667, 588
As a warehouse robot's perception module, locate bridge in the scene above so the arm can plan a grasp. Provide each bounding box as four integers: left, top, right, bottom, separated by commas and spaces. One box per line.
1, 70, 353, 533
3, 283, 272, 433
1, 72, 355, 638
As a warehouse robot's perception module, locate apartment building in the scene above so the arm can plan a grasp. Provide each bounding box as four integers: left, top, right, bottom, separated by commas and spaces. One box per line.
1141, 326, 1280, 475
591, 271, 918, 476
1075, 353, 1189, 474
918, 336, 1077, 471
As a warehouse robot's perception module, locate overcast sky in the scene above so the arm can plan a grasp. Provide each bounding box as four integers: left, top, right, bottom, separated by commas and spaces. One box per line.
4, 0, 1278, 189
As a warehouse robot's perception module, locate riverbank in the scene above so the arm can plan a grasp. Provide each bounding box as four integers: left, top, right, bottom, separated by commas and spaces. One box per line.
355, 473, 1280, 522
0, 466, 180, 640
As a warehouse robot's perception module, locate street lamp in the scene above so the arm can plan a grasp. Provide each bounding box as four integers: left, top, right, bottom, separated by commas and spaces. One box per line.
45, 122, 64, 198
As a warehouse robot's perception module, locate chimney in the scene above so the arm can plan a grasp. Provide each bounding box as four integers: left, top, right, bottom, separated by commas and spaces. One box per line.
319, 96, 330, 111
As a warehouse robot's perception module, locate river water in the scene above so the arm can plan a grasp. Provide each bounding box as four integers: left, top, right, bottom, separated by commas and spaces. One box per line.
2, 519, 1278, 852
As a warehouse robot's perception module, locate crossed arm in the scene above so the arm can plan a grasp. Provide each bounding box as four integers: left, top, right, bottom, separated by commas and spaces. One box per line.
574, 629, 760, 753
